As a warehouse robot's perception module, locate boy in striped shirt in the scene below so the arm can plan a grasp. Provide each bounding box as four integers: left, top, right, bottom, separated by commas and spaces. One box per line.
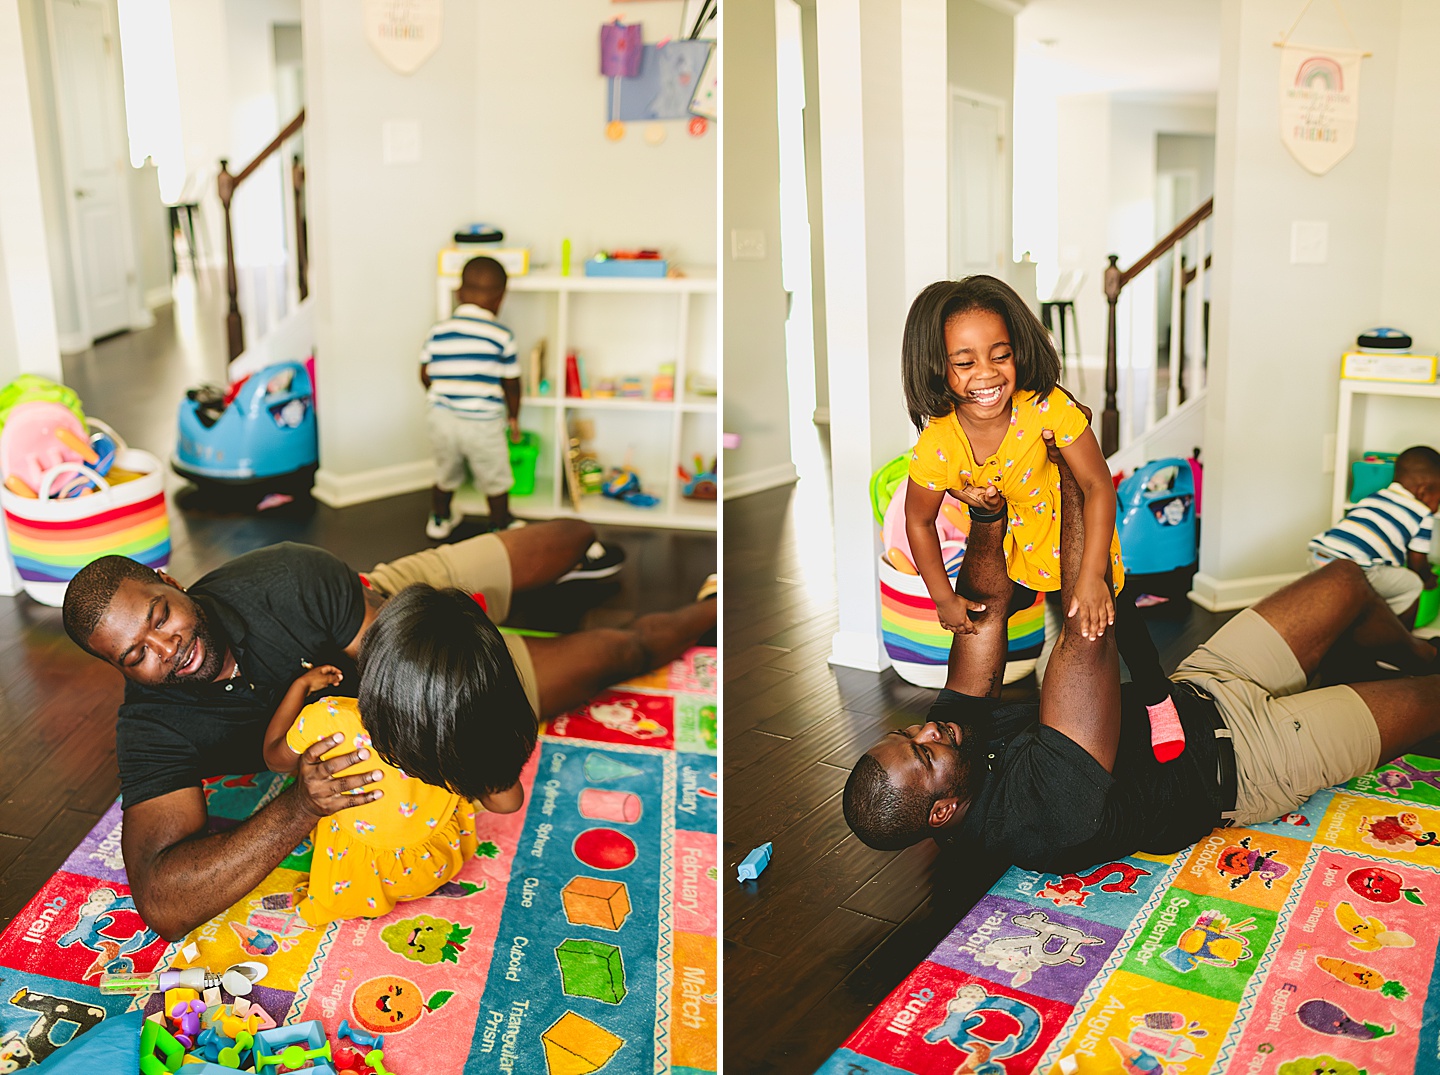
1308, 445, 1440, 624
421, 256, 522, 538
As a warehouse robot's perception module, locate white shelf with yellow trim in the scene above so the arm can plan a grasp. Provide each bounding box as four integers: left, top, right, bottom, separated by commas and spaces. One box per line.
1331, 373, 1440, 521
438, 260, 717, 531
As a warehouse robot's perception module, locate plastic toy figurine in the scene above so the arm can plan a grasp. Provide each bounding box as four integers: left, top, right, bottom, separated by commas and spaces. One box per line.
678, 455, 717, 500
602, 467, 660, 508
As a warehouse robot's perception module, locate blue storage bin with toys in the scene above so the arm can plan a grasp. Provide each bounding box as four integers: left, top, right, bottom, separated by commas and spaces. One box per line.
1350, 452, 1397, 503
1116, 458, 1197, 575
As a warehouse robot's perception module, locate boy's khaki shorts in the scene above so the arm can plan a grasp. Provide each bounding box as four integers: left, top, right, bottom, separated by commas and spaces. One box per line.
362, 534, 539, 716
1171, 608, 1381, 826
429, 407, 514, 497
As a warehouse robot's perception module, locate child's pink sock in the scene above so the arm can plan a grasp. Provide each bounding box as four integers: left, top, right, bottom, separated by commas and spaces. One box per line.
1148, 695, 1185, 763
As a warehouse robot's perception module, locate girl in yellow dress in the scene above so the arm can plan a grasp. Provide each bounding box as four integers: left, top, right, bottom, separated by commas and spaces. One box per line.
262, 585, 536, 925
901, 274, 1184, 762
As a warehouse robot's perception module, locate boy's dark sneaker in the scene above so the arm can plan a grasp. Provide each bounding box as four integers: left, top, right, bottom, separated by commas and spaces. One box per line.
558, 541, 626, 583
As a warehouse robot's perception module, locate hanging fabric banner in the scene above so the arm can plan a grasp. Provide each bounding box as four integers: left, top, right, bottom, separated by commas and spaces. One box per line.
363, 0, 443, 75
1278, 44, 1363, 175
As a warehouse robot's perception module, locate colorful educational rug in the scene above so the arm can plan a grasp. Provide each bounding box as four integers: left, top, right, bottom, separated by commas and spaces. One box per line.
0, 646, 717, 1074
817, 753, 1440, 1075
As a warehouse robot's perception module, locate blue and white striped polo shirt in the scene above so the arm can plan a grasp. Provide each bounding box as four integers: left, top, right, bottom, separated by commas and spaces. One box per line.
421, 303, 518, 419
1309, 482, 1433, 567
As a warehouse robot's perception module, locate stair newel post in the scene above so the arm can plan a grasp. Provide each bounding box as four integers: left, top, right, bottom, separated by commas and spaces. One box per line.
218, 159, 243, 362
292, 154, 308, 302
1102, 254, 1121, 456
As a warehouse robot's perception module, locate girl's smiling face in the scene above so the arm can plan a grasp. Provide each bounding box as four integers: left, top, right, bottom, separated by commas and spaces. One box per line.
944, 308, 1015, 420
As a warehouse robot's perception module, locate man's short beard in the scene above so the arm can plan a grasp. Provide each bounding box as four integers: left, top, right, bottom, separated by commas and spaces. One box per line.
163, 600, 226, 684
937, 720, 985, 803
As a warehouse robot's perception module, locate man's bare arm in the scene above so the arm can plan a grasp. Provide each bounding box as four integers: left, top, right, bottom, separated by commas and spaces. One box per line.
121, 736, 383, 941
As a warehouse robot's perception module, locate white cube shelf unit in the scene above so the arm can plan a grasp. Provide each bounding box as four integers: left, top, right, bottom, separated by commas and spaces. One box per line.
437, 266, 717, 530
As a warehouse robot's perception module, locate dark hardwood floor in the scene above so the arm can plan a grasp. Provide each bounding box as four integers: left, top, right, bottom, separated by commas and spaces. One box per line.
721, 431, 1236, 1075
0, 279, 714, 931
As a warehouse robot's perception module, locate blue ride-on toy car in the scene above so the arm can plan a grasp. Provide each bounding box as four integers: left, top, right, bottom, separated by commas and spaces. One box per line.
172, 360, 317, 492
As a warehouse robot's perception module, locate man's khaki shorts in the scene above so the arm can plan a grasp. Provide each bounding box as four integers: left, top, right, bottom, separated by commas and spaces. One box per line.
1171, 608, 1380, 826
362, 533, 539, 717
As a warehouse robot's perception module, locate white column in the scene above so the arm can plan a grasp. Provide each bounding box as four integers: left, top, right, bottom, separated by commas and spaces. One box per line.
817, 0, 947, 670
0, 0, 62, 382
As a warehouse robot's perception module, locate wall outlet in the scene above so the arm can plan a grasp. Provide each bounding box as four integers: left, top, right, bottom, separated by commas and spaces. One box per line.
731, 228, 766, 260
382, 119, 421, 164
1322, 432, 1336, 474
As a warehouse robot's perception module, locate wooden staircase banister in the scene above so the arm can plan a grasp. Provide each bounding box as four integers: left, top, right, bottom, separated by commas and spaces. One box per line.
1101, 196, 1214, 455
217, 109, 307, 362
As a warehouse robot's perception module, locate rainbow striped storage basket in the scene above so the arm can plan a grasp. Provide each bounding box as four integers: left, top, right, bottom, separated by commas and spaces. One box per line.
878, 553, 1047, 687
2, 448, 170, 606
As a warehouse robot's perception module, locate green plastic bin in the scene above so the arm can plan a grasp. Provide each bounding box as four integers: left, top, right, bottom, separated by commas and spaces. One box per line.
1418, 585, 1440, 629
509, 431, 541, 496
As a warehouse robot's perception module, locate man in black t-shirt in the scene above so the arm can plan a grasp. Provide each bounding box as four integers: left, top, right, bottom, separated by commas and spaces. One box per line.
62, 519, 717, 940
845, 434, 1440, 874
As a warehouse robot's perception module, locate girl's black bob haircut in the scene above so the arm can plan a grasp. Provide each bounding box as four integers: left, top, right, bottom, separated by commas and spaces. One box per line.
901, 274, 1060, 431
357, 584, 537, 801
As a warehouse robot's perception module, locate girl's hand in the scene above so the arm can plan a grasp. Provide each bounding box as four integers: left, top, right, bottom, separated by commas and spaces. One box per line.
1067, 575, 1114, 641
954, 482, 1004, 517
297, 664, 343, 694
936, 592, 986, 635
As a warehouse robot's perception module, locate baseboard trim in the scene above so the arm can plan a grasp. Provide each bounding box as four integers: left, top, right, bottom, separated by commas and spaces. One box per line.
722, 462, 799, 501
57, 332, 89, 354
1188, 570, 1303, 612
312, 460, 433, 508
829, 630, 891, 673
144, 285, 173, 310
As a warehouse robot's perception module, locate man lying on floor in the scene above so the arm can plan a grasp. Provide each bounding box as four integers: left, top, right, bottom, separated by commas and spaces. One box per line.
61, 519, 717, 940
844, 437, 1440, 873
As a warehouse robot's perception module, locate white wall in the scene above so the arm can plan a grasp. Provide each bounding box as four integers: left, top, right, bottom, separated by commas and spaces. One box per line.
476, 1, 716, 270
303, 0, 476, 498
306, 1, 715, 498
1378, 0, 1440, 347
723, 0, 795, 497
1194, 0, 1402, 605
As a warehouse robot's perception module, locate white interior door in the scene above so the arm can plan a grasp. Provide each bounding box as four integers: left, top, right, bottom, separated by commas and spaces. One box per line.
949, 93, 1002, 279
50, 0, 135, 341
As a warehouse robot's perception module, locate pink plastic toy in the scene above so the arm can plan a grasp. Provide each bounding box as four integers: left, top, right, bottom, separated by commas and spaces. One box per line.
880, 482, 969, 577
0, 401, 89, 496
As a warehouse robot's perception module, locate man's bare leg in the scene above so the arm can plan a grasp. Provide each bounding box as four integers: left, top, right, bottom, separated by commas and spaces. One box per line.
1038, 431, 1122, 772
494, 518, 597, 591
1250, 559, 1436, 678
525, 599, 717, 718
944, 511, 1013, 698
1347, 676, 1440, 763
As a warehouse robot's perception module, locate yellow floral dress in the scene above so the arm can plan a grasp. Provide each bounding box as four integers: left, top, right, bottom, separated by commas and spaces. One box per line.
907, 387, 1125, 592
287, 697, 482, 926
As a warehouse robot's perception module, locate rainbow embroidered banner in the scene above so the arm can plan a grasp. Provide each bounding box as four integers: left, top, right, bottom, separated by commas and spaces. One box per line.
817, 753, 1440, 1074
1279, 45, 1362, 175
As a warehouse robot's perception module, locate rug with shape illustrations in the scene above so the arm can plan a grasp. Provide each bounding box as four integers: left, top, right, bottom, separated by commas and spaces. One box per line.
816, 753, 1440, 1075
0, 647, 717, 1075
